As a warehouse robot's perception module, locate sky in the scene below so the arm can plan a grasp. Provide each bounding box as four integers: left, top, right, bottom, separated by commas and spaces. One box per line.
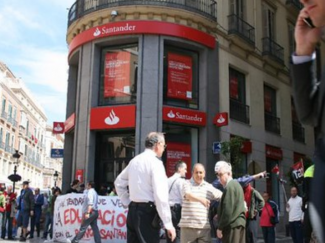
0, 0, 76, 125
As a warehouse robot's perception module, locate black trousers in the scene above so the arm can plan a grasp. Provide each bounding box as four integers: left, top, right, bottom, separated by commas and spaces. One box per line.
127, 202, 160, 243
166, 204, 181, 243
310, 139, 325, 242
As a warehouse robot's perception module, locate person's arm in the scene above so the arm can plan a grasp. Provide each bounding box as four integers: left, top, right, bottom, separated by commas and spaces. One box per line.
114, 164, 131, 207
254, 190, 265, 214
286, 199, 290, 213
217, 186, 236, 230
211, 186, 223, 201
183, 181, 210, 208
151, 159, 176, 241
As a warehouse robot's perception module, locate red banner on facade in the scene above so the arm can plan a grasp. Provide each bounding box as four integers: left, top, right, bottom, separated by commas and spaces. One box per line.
104, 52, 131, 98
53, 122, 65, 134
162, 106, 206, 126
230, 76, 239, 99
264, 90, 272, 112
167, 53, 193, 100
75, 169, 84, 183
265, 145, 283, 160
90, 105, 136, 130
166, 142, 191, 179
65, 113, 76, 133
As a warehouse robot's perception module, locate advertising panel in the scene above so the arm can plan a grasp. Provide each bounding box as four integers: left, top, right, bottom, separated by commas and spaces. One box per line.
167, 53, 193, 100
166, 142, 191, 179
104, 52, 131, 98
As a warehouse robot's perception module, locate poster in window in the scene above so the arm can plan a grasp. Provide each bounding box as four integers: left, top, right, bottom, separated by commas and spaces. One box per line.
166, 142, 191, 179
104, 52, 131, 97
264, 90, 272, 112
230, 76, 239, 99
167, 53, 193, 100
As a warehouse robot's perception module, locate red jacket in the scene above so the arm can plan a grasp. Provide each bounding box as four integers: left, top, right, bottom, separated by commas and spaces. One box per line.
5, 192, 16, 213
260, 202, 275, 227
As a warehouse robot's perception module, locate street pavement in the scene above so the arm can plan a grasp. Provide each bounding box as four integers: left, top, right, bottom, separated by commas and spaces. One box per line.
1, 234, 294, 243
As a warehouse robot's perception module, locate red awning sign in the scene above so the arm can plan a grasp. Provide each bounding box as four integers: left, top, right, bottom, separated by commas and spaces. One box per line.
163, 106, 206, 126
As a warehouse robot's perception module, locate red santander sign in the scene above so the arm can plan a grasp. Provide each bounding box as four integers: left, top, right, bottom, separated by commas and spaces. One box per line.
90, 105, 136, 130
163, 106, 206, 126
213, 112, 228, 127
65, 113, 76, 133
265, 145, 283, 160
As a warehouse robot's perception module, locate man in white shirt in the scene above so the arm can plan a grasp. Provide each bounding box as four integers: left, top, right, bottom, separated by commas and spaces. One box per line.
167, 161, 187, 243
69, 181, 101, 243
286, 187, 303, 243
115, 132, 176, 243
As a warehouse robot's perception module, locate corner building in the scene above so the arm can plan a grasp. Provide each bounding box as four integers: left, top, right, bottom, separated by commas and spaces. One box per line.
64, 0, 220, 192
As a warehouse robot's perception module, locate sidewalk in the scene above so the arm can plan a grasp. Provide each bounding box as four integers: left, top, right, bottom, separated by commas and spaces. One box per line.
1, 235, 293, 243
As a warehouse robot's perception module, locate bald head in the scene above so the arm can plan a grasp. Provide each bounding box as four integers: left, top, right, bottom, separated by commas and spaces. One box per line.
192, 163, 205, 185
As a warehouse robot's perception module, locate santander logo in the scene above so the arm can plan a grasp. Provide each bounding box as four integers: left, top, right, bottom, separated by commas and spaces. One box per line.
53, 124, 63, 132
167, 110, 176, 118
105, 110, 120, 125
217, 115, 226, 124
93, 28, 101, 37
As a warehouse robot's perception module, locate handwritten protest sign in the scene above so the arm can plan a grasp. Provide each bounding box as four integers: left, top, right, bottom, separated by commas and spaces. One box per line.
53, 194, 127, 243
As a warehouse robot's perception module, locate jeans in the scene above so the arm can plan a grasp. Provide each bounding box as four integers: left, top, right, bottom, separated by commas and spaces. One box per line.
289, 221, 303, 243
1, 211, 13, 239
261, 227, 275, 243
71, 210, 101, 243
43, 212, 53, 239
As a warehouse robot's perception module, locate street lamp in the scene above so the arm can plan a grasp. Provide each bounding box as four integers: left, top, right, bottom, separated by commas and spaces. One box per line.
8, 150, 21, 193
53, 171, 59, 187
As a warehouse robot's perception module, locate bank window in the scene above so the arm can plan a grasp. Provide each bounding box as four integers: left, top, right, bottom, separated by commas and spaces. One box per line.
99, 44, 138, 106
163, 46, 199, 109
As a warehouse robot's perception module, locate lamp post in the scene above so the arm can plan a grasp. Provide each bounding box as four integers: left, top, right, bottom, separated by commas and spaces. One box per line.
8, 150, 21, 193
53, 170, 59, 187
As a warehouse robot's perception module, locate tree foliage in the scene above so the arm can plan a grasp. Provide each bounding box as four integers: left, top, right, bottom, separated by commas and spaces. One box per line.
220, 136, 245, 167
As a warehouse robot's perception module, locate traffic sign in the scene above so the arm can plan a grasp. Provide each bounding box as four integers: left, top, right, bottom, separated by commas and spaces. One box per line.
51, 149, 64, 158
212, 142, 222, 154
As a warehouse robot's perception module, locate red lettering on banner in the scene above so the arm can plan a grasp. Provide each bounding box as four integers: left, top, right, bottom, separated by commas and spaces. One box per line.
63, 209, 82, 225
100, 228, 127, 240
97, 210, 128, 227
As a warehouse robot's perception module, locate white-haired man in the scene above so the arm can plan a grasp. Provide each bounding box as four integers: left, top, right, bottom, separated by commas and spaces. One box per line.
215, 161, 246, 243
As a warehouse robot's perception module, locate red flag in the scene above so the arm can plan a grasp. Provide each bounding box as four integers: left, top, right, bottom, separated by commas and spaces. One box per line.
292, 160, 304, 181
271, 164, 279, 175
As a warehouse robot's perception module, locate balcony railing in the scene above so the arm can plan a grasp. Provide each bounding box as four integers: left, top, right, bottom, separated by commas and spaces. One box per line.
68, 0, 217, 26
262, 37, 284, 64
265, 112, 281, 134
292, 121, 305, 143
1, 111, 7, 120
5, 145, 15, 154
228, 14, 255, 45
230, 99, 250, 124
286, 0, 303, 10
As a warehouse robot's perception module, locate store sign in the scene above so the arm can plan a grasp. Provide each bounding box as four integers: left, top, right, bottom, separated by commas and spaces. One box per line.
65, 113, 76, 133
69, 21, 216, 57
53, 122, 65, 134
241, 141, 252, 154
213, 112, 228, 127
167, 53, 193, 100
265, 145, 283, 160
51, 149, 64, 158
163, 106, 206, 126
104, 52, 131, 98
75, 169, 84, 183
90, 105, 136, 130
166, 142, 191, 179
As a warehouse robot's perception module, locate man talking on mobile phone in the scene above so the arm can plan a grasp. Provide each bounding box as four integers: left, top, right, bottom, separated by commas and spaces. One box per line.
290, 1, 325, 242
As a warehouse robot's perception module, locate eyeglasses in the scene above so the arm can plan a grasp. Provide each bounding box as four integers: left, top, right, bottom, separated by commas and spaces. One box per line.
216, 172, 224, 178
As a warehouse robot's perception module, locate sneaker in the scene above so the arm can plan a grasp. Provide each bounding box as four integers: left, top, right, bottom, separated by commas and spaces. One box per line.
19, 236, 26, 242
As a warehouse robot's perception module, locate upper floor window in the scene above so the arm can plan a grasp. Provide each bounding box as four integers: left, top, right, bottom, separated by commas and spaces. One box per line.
229, 67, 249, 124
163, 46, 199, 109
229, 0, 246, 19
8, 103, 12, 118
99, 44, 138, 106
264, 85, 280, 134
262, 3, 275, 39
1, 98, 6, 113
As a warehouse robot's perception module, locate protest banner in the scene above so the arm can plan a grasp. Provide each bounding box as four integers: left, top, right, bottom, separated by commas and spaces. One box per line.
53, 194, 127, 243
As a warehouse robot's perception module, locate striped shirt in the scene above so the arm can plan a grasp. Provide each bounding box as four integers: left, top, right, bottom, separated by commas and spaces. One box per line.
179, 178, 222, 229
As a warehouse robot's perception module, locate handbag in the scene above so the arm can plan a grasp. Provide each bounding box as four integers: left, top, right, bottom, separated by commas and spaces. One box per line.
265, 202, 277, 225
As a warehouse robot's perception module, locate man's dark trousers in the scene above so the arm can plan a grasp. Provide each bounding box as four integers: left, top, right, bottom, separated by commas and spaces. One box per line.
30, 207, 42, 237
72, 210, 101, 243
166, 204, 181, 243
261, 227, 275, 243
289, 221, 303, 243
1, 211, 13, 239
127, 202, 160, 243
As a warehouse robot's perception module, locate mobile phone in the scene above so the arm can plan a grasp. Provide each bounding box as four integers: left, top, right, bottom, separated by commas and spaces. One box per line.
303, 17, 315, 28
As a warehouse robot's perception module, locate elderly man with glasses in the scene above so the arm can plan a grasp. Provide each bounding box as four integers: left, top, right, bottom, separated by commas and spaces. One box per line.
215, 161, 246, 243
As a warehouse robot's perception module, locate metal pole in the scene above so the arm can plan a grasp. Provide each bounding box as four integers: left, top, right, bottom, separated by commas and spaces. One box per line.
13, 165, 17, 193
